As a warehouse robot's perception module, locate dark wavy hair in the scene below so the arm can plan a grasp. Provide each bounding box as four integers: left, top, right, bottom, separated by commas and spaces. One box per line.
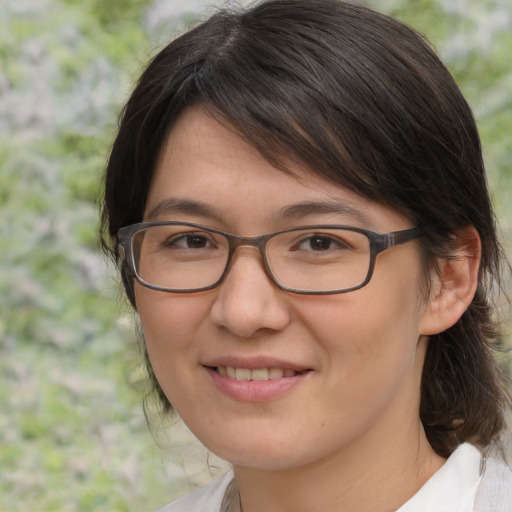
101, 0, 510, 458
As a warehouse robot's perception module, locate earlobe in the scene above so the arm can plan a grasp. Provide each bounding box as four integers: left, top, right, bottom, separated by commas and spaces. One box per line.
419, 226, 481, 336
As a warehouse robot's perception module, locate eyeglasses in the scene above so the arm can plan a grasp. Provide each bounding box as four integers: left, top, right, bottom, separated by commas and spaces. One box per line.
117, 222, 425, 295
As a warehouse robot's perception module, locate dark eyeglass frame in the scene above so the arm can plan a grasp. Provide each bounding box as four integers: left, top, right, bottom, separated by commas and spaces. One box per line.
117, 221, 425, 295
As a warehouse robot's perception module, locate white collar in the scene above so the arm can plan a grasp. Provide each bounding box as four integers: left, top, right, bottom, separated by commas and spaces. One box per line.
396, 442, 483, 512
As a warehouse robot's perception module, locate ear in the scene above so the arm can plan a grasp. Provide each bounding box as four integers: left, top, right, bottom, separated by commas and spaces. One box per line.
419, 225, 481, 336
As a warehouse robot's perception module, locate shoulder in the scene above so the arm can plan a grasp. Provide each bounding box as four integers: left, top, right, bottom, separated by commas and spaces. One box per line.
475, 449, 512, 512
156, 470, 235, 512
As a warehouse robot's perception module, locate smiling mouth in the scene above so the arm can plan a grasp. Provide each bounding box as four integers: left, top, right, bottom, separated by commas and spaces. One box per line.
214, 367, 309, 381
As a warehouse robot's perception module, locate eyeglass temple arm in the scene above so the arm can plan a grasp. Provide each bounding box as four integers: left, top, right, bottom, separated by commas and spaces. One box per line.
386, 226, 426, 249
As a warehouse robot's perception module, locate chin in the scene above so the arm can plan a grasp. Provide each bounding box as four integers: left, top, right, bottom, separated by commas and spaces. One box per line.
221, 450, 303, 472
202, 433, 326, 472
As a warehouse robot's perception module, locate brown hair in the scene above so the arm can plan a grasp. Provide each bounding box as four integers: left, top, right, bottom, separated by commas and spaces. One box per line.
101, 0, 510, 457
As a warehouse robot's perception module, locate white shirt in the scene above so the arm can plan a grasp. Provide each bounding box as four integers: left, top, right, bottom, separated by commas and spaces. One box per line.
157, 443, 512, 512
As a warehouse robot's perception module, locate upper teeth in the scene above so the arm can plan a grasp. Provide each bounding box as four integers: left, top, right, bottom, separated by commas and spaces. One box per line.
217, 367, 297, 381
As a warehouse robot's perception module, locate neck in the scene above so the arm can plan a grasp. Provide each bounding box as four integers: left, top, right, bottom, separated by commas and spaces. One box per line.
233, 417, 445, 512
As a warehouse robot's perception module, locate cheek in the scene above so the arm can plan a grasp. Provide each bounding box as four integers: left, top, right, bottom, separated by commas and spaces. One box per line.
296, 293, 425, 440
134, 287, 211, 377
298, 279, 425, 389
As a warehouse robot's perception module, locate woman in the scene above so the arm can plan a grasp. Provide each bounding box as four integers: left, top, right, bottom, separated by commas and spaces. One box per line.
101, 0, 512, 510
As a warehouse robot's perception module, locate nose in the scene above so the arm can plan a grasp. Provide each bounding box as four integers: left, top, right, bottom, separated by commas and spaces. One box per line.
209, 248, 291, 338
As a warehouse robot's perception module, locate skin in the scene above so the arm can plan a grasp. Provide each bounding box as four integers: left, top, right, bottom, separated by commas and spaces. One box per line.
134, 106, 474, 512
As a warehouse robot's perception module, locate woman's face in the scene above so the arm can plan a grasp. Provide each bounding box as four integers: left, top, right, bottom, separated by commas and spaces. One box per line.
135, 106, 433, 471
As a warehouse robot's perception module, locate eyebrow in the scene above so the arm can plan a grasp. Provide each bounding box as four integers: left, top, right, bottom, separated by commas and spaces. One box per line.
146, 197, 371, 226
145, 198, 226, 222
279, 200, 371, 225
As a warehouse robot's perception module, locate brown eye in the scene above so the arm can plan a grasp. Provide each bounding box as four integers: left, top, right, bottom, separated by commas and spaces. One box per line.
166, 233, 214, 249
293, 235, 349, 252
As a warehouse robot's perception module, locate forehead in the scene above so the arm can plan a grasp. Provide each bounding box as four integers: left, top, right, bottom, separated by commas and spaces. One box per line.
146, 107, 411, 233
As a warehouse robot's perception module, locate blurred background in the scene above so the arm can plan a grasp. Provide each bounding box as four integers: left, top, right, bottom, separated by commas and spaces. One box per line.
0, 0, 510, 510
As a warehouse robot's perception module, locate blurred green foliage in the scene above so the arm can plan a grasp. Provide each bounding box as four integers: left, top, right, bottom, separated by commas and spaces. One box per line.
0, 0, 510, 510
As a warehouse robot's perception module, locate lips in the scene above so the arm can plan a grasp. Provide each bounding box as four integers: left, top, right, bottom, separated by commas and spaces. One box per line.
203, 357, 312, 402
